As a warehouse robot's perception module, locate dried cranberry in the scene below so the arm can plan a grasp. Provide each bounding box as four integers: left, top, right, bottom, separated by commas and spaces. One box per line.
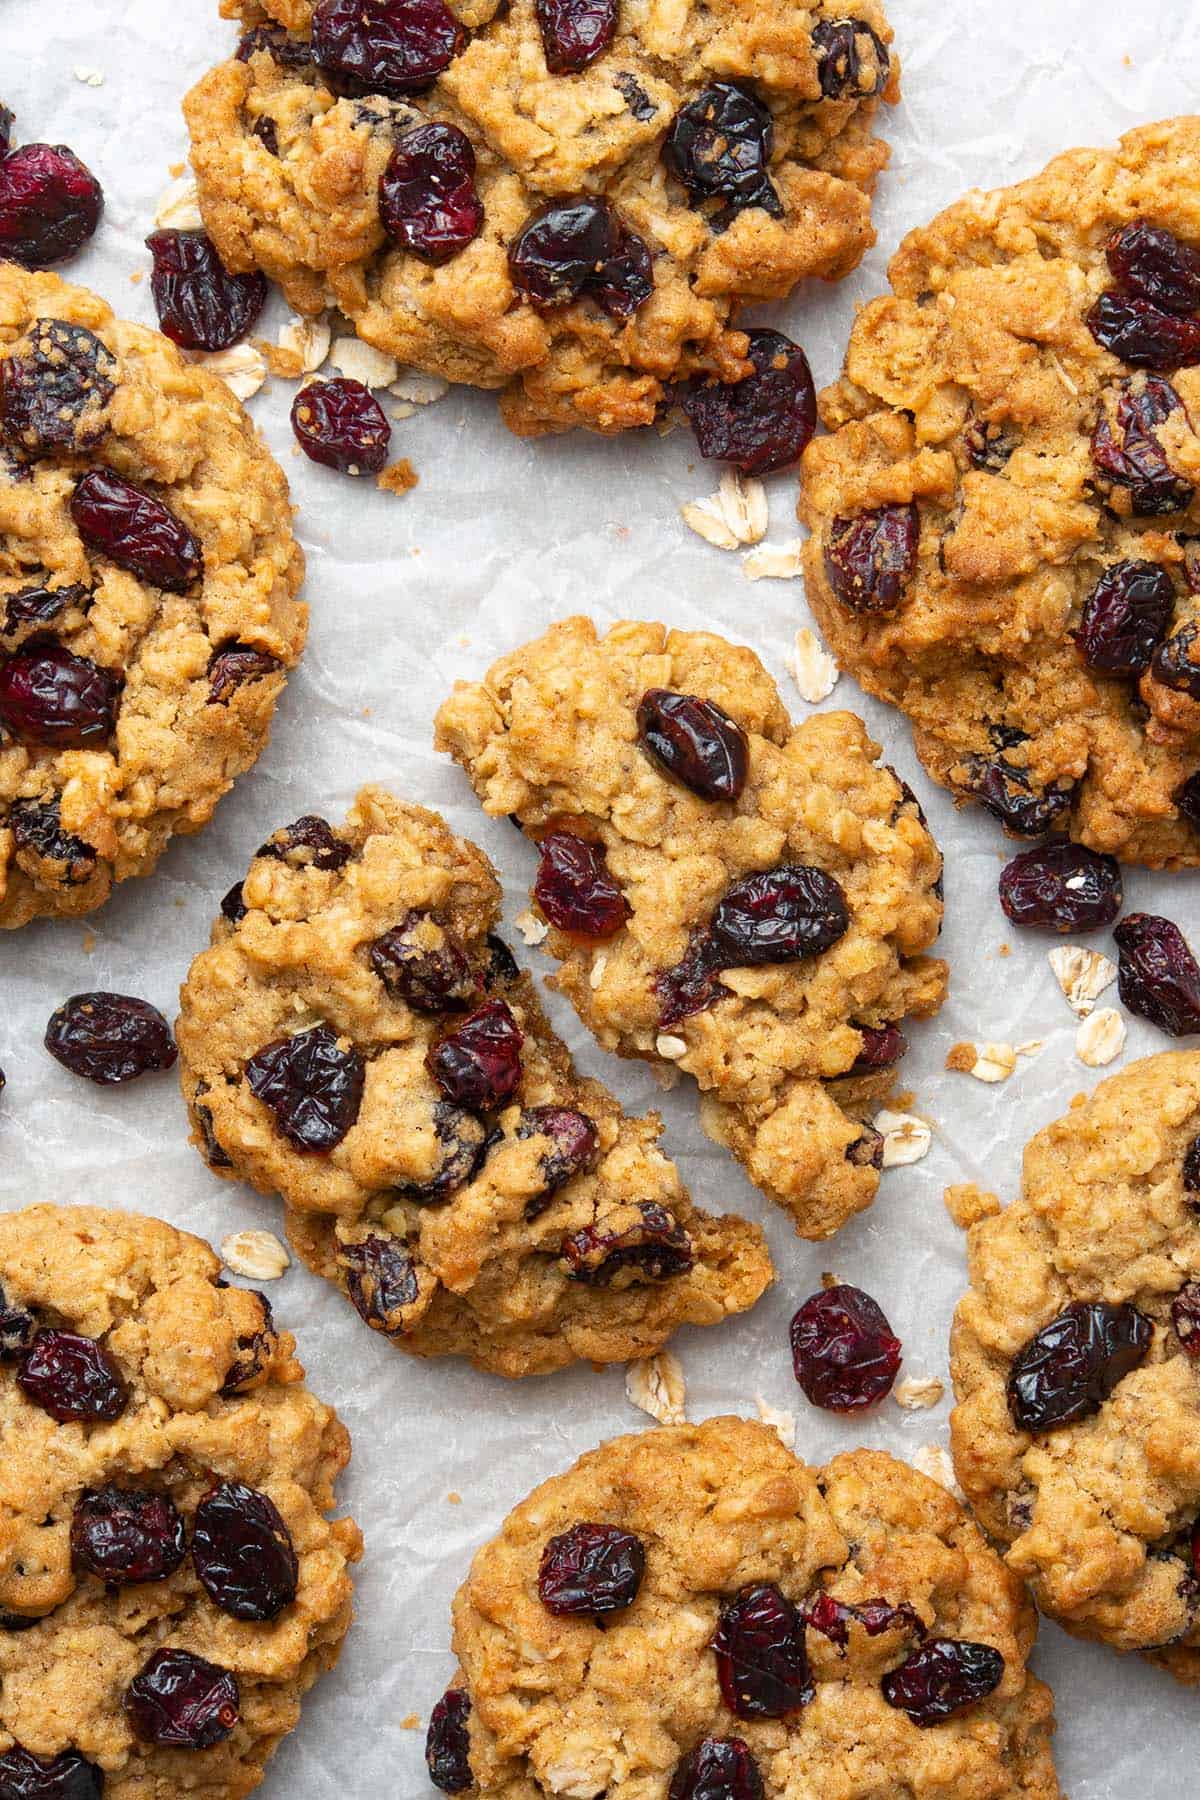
0, 320, 116, 454
342, 1233, 420, 1331
236, 25, 314, 66
220, 880, 247, 923
125, 1648, 239, 1749
71, 1486, 186, 1585
1186, 1136, 1200, 1194
637, 688, 748, 801
516, 1105, 598, 1205
0, 105, 13, 156
192, 1481, 299, 1622
291, 377, 391, 474
998, 841, 1122, 932
1007, 1299, 1153, 1431
509, 197, 653, 321
220, 1292, 277, 1393
790, 1283, 901, 1411
428, 998, 523, 1110
2, 583, 88, 638
850, 1022, 907, 1073
207, 642, 282, 702
846, 1124, 884, 1169
1087, 292, 1200, 370
146, 229, 267, 352
370, 910, 479, 1011
1171, 1283, 1200, 1354
379, 123, 483, 264
44, 992, 176, 1085
311, 0, 467, 96
663, 83, 780, 217
534, 831, 629, 937
1091, 375, 1194, 515
0, 144, 103, 268
485, 933, 520, 987
534, 0, 616, 70
0, 1286, 35, 1360
1108, 222, 1200, 314
245, 1023, 366, 1150
258, 814, 354, 871
18, 1329, 127, 1423
1151, 621, 1200, 699
681, 329, 815, 476
656, 928, 727, 1026
614, 72, 657, 120
9, 799, 96, 886
252, 116, 280, 156
396, 1101, 489, 1199
71, 469, 203, 591
0, 1747, 104, 1799
964, 754, 1073, 838
824, 504, 919, 612
964, 417, 1017, 470
1075, 559, 1176, 673
0, 645, 118, 748
538, 1522, 645, 1619
1114, 913, 1200, 1036
881, 1638, 1004, 1726
426, 1689, 473, 1794
804, 1592, 924, 1648
711, 1583, 811, 1720
811, 18, 891, 98
669, 1738, 764, 1800
710, 865, 849, 966
561, 1201, 693, 1284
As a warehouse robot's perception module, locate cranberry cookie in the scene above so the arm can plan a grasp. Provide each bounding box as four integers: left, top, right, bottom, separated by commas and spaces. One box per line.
0, 264, 306, 929
426, 1415, 1061, 1798
435, 618, 946, 1240
183, 0, 898, 438
176, 787, 773, 1377
951, 1051, 1200, 1677
800, 117, 1200, 868
0, 1203, 360, 1795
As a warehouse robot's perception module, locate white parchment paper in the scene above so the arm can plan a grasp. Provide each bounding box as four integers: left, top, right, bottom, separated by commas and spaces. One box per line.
3, 1, 1200, 1792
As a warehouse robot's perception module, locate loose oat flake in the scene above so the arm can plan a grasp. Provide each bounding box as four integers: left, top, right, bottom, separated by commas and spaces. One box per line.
389, 370, 449, 405
192, 342, 268, 401
278, 314, 333, 375
655, 1033, 688, 1060
514, 909, 549, 946
754, 1394, 796, 1448
681, 469, 768, 550
874, 1108, 932, 1168
785, 626, 839, 703
742, 539, 804, 582
1076, 1006, 1127, 1067
625, 1351, 686, 1425
1048, 944, 1117, 1016
154, 173, 203, 230
220, 1229, 290, 1281
912, 1443, 965, 1501
330, 336, 399, 388
894, 1375, 945, 1411
962, 1040, 1041, 1083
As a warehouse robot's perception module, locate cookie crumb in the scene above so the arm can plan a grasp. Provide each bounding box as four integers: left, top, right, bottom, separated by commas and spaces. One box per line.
945, 1042, 977, 1074
944, 1183, 1002, 1229
1048, 944, 1117, 1016
874, 1108, 932, 1167
73, 66, 105, 87
625, 1351, 686, 1425
400, 1713, 421, 1730
446, 1492, 462, 1506
894, 1375, 944, 1411
377, 459, 418, 498
1075, 1006, 1126, 1068
754, 1394, 796, 1448
81, 930, 97, 954
220, 1229, 290, 1281
785, 627, 839, 704
949, 1041, 1037, 1083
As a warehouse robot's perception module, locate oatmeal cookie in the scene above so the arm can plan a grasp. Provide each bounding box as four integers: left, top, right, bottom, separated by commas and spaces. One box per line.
183, 0, 898, 438
0, 1203, 360, 1796
176, 786, 772, 1378
434, 618, 946, 1239
428, 1415, 1061, 1799
0, 264, 306, 929
800, 116, 1200, 868
950, 1051, 1200, 1677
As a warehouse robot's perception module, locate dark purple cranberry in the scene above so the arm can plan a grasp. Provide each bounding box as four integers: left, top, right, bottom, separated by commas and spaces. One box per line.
710, 865, 849, 966
426, 1688, 473, 1794
0, 1285, 35, 1360
208, 642, 283, 703
804, 1592, 924, 1649
1114, 913, 1200, 1036
0, 645, 118, 749
881, 1638, 1004, 1726
1091, 375, 1194, 515
9, 799, 96, 885
396, 1101, 489, 1200
252, 115, 280, 156
711, 1583, 811, 1720
146, 229, 267, 352
656, 928, 727, 1026
561, 1201, 693, 1284
535, 0, 616, 71
291, 376, 391, 474
509, 197, 652, 321
0, 1747, 104, 1799
220, 880, 247, 923
220, 1292, 277, 1395
1107, 221, 1200, 314
613, 71, 657, 120
1006, 1300, 1153, 1431
846, 1124, 884, 1169
428, 998, 524, 1110
790, 1283, 902, 1411
1185, 1135, 1200, 1194
311, 0, 467, 96
1171, 1282, 1200, 1355
850, 1022, 907, 1074
538, 1521, 645, 1619
1075, 559, 1176, 674
517, 1104, 599, 1205
258, 814, 353, 871
0, 320, 116, 454
663, 83, 780, 217
341, 1232, 420, 1331
484, 932, 520, 988
964, 416, 1017, 471
824, 503, 919, 612
236, 25, 314, 67
811, 18, 891, 98
71, 468, 203, 592
370, 910, 479, 1011
18, 1329, 127, 1423
125, 1648, 239, 1749
192, 1481, 299, 1622
681, 329, 815, 476
964, 754, 1073, 838
44, 992, 176, 1085
0, 104, 13, 156
2, 583, 88, 638
1151, 621, 1200, 699
534, 831, 629, 937
669, 1737, 764, 1800
1087, 292, 1200, 370
637, 688, 748, 802
998, 841, 1122, 932
0, 144, 103, 268
245, 1023, 366, 1150
379, 123, 482, 265
71, 1486, 186, 1585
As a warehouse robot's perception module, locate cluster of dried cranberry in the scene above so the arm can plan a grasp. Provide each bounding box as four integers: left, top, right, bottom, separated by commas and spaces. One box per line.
0, 103, 103, 269
1088, 220, 1200, 373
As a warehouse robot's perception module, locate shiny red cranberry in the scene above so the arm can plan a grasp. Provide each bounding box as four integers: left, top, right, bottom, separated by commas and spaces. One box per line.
0, 645, 118, 748
0, 1286, 35, 1360
1087, 292, 1200, 370
711, 1583, 811, 1719
534, 831, 629, 936
561, 1201, 693, 1284
125, 1648, 239, 1749
44, 992, 175, 1086
964, 753, 1072, 838
0, 321, 116, 454
790, 1283, 901, 1411
1092, 375, 1194, 515
1152, 621, 1200, 699
258, 814, 354, 871
1075, 559, 1176, 673
0, 144, 102, 268
1107, 222, 1200, 314
637, 688, 748, 802
311, 0, 467, 95
192, 1481, 299, 1622
9, 799, 96, 886
1171, 1283, 1200, 1354
1114, 913, 1200, 1036
881, 1638, 1004, 1726
341, 1233, 420, 1332
681, 329, 815, 477
656, 928, 727, 1026
370, 910, 480, 1011
291, 376, 391, 474
426, 1689, 473, 1794
663, 83, 780, 217
804, 1592, 924, 1648
538, 1522, 645, 1619
998, 841, 1122, 932
824, 503, 919, 612
237, 25, 314, 66
0, 1747, 104, 1799
71, 469, 203, 591
18, 1329, 127, 1423
509, 198, 653, 320
669, 1737, 764, 1800
710, 865, 849, 966
71, 1486, 186, 1585
517, 1105, 599, 1205
536, 0, 616, 69
850, 1022, 907, 1074
396, 1101, 489, 1200
380, 123, 483, 264
428, 998, 524, 1109
245, 1023, 366, 1150
220, 1292, 278, 1394
811, 17, 891, 97
207, 642, 282, 702
1007, 1300, 1152, 1431
145, 229, 267, 353
2, 582, 87, 637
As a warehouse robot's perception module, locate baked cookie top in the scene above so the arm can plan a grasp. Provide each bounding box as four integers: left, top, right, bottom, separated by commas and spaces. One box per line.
184, 0, 898, 437
434, 617, 946, 1239
0, 264, 306, 929
176, 786, 772, 1378
950, 1051, 1200, 1677
0, 1203, 360, 1797
800, 116, 1200, 869
430, 1415, 1061, 1799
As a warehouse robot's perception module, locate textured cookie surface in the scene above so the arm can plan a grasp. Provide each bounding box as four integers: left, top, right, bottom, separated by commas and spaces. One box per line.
176, 786, 772, 1377
951, 1052, 1200, 1676
435, 618, 946, 1238
0, 265, 306, 928
0, 1203, 360, 1797
184, 0, 897, 438
801, 117, 1200, 868
439, 1415, 1061, 1798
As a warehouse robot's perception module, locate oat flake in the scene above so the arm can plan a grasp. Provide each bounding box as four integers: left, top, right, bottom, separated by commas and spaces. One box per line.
220, 1229, 290, 1281
1048, 944, 1117, 1016
785, 627, 839, 703
625, 1351, 686, 1425
874, 1108, 932, 1167
1076, 1006, 1127, 1067
894, 1375, 945, 1411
